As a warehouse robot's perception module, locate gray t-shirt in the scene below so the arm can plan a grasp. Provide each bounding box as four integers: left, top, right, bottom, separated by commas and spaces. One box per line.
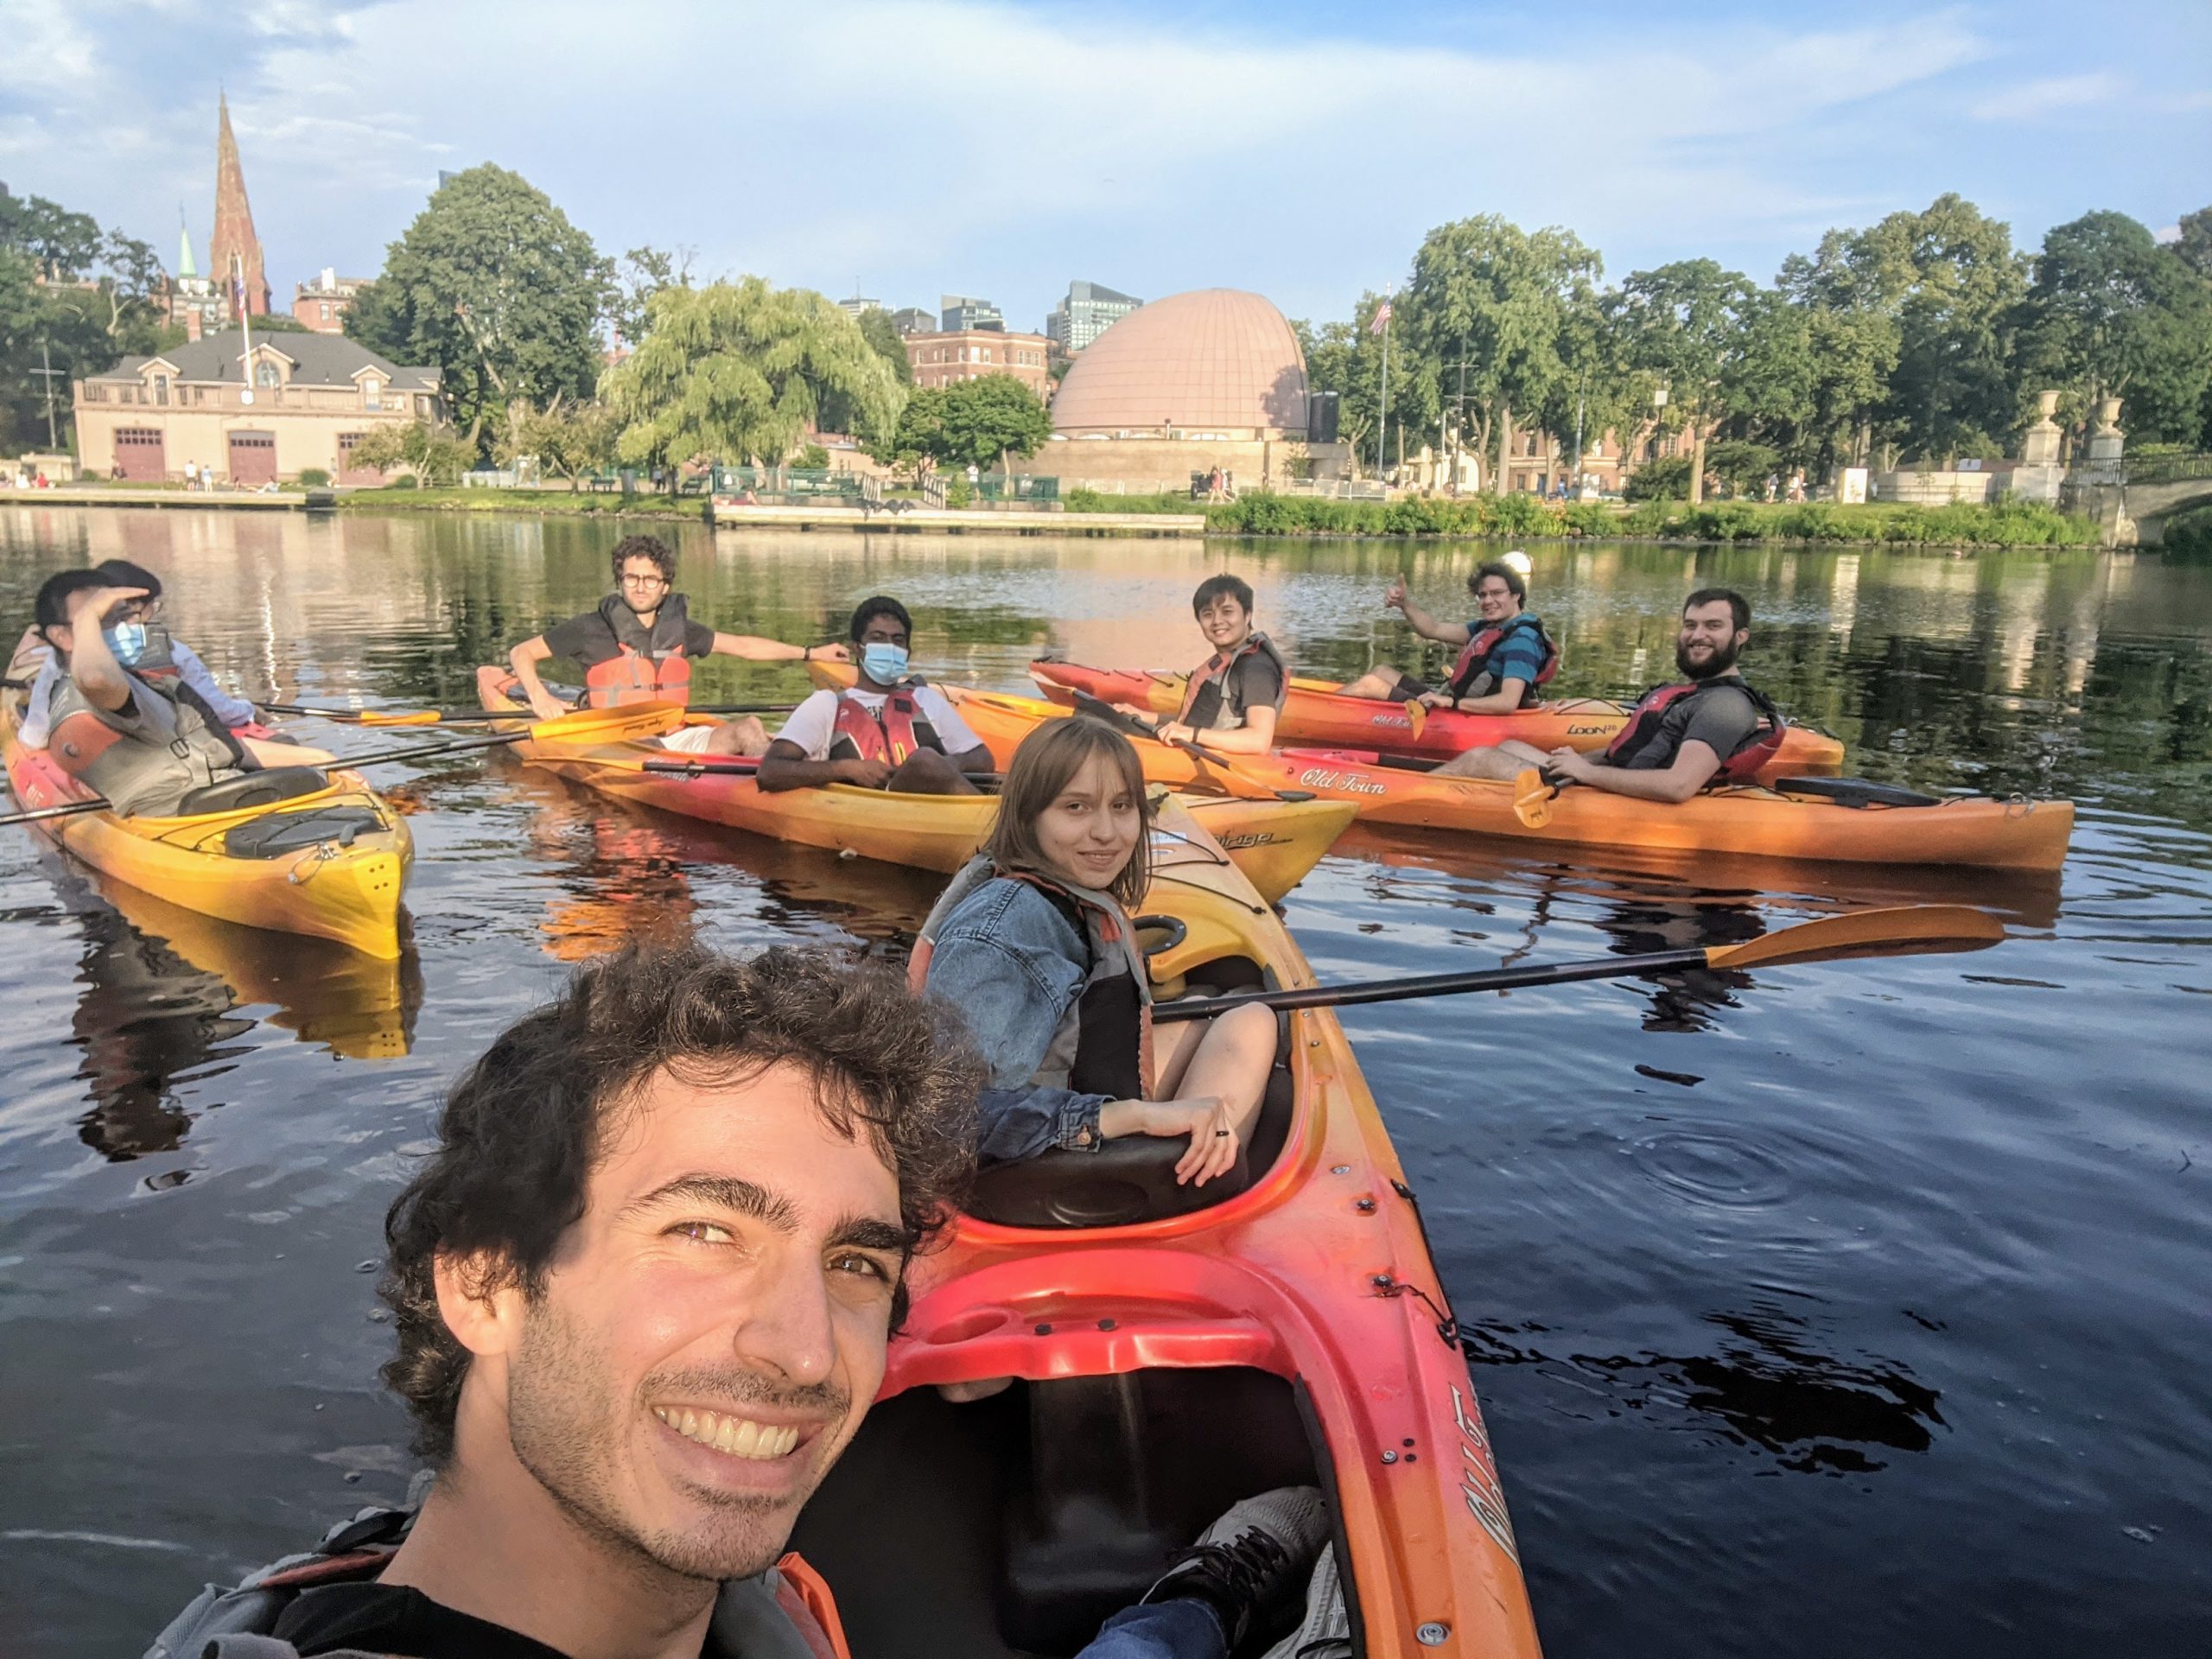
1604, 682, 1758, 772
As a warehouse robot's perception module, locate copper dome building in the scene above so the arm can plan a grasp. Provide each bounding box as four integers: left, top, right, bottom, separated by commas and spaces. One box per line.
1051, 289, 1310, 440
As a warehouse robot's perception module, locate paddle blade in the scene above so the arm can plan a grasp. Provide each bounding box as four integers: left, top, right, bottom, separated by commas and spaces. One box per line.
1513, 766, 1555, 828
355, 709, 444, 726
1706, 905, 2004, 970
527, 702, 686, 743
1403, 699, 1427, 739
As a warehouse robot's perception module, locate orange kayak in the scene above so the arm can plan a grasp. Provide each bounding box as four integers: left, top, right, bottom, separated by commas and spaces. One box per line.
482, 689, 1353, 904
936, 688, 2074, 874
789, 797, 1543, 1659
1031, 658, 1847, 774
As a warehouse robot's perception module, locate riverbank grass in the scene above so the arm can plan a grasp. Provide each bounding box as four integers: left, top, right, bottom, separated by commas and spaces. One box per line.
334, 486, 703, 522
1203, 493, 2102, 547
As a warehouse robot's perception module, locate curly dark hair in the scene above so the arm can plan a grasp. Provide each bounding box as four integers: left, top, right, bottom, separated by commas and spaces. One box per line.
378, 943, 982, 1463
609, 534, 678, 585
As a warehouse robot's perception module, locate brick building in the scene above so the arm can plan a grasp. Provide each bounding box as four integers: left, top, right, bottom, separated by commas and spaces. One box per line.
906, 329, 1054, 397
74, 331, 442, 486
293, 270, 369, 334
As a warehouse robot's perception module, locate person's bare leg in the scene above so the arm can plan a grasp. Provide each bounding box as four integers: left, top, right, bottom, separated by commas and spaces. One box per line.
887, 749, 979, 795
1152, 1001, 1275, 1143
475, 664, 519, 707
1338, 668, 1410, 701
1433, 739, 1554, 779
702, 715, 769, 756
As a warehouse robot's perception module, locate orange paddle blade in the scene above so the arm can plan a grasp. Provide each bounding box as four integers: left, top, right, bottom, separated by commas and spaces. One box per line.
1512, 766, 1555, 828
1707, 906, 2004, 970
527, 702, 686, 743
1402, 699, 1428, 739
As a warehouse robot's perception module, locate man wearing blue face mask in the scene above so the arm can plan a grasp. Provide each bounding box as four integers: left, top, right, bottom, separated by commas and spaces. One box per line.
756, 595, 993, 795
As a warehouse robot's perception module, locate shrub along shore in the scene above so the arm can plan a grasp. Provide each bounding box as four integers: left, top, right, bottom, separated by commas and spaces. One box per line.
1161, 493, 2105, 546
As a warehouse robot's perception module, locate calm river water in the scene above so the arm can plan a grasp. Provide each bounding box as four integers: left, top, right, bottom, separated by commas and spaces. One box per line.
2, 505, 2208, 1656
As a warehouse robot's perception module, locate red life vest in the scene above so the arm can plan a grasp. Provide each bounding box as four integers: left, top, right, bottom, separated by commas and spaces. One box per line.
582, 594, 695, 709
1178, 632, 1291, 731
1446, 613, 1558, 706
1603, 678, 1787, 783
828, 688, 943, 765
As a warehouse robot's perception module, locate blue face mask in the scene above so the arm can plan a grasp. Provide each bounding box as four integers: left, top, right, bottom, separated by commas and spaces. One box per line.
104, 622, 149, 665
860, 642, 909, 683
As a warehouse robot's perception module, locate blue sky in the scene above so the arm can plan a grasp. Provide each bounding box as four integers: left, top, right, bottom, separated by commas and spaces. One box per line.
4, 0, 2207, 333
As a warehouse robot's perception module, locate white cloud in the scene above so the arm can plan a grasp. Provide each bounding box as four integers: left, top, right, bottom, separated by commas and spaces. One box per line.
0, 0, 101, 96
1968, 72, 2127, 121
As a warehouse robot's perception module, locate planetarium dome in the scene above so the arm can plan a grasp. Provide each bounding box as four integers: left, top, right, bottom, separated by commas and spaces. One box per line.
1050, 289, 1309, 439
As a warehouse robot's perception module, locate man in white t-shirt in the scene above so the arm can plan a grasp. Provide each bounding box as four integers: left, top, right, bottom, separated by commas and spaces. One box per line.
757, 595, 994, 796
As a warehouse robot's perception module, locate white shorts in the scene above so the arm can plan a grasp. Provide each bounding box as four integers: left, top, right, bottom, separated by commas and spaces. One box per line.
658, 722, 721, 753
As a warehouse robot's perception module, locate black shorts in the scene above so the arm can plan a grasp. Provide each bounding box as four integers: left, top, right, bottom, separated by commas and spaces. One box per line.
1383, 669, 1434, 700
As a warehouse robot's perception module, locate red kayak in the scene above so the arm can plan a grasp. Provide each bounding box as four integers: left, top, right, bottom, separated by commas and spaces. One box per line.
1031, 658, 1848, 773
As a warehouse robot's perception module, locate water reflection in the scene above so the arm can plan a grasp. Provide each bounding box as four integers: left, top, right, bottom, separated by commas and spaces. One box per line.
1464, 1306, 1946, 1476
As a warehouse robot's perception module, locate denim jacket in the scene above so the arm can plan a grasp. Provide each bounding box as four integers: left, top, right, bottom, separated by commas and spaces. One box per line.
922, 875, 1116, 1164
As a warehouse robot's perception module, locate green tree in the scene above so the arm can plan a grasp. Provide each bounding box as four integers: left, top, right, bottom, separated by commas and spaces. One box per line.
1606, 259, 1759, 503
880, 374, 1052, 475
346, 164, 613, 451
346, 420, 476, 485
1296, 294, 1427, 478
2012, 210, 2212, 448
602, 277, 906, 472
1403, 216, 1599, 492
2171, 205, 2212, 282
855, 306, 913, 386
610, 245, 692, 350
496, 395, 620, 488
0, 193, 168, 450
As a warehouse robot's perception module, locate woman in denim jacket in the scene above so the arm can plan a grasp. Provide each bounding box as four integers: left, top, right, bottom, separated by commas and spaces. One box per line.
912, 718, 1276, 1186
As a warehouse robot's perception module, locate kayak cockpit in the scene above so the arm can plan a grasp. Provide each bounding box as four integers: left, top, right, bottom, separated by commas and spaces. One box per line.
966, 950, 1296, 1229
791, 1365, 1346, 1659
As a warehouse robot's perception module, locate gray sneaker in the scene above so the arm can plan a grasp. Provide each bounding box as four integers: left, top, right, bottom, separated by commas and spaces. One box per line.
1139, 1485, 1329, 1653
1260, 1543, 1352, 1658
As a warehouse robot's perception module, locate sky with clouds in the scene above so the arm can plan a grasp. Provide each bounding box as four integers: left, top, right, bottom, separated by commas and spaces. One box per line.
4, 0, 2207, 332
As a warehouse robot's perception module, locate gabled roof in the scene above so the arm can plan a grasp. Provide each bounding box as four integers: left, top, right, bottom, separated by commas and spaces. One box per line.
88, 330, 439, 391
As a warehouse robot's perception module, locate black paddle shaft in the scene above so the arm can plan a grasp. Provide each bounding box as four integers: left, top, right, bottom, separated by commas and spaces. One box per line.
1152, 946, 1715, 1022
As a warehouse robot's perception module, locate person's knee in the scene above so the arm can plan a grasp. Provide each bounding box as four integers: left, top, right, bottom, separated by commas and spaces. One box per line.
704, 715, 767, 756
1222, 1001, 1279, 1063
475, 664, 514, 697
891, 749, 973, 793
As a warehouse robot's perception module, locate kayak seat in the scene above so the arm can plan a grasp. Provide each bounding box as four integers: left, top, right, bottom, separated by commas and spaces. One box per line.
224, 804, 388, 860
967, 960, 1295, 1230
1776, 775, 1942, 809
176, 766, 330, 817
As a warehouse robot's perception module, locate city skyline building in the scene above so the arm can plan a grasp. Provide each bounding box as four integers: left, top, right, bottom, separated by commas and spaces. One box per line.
889, 307, 936, 337
939, 293, 1003, 333
906, 327, 1052, 397
1046, 280, 1141, 355
294, 268, 369, 334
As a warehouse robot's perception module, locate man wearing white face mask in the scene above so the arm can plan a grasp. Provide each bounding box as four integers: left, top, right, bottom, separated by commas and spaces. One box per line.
756, 596, 994, 795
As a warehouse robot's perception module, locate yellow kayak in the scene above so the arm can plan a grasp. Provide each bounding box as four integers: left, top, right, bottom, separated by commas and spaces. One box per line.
486, 693, 1354, 904
3, 696, 413, 960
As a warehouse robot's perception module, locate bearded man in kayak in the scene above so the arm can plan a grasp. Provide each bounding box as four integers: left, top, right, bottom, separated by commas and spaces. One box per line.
756, 595, 995, 796
1338, 557, 1558, 718
478, 535, 842, 758
27, 569, 266, 818
146, 944, 1330, 1659
1125, 573, 1289, 754
1436, 587, 1784, 795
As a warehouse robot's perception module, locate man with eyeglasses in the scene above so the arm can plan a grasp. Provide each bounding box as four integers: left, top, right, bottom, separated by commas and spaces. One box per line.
480, 536, 846, 757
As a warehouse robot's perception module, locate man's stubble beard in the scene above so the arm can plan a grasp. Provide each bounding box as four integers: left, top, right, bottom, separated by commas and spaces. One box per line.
505, 1291, 850, 1586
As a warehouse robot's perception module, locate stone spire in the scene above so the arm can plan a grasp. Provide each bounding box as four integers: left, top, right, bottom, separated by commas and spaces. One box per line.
207, 92, 270, 317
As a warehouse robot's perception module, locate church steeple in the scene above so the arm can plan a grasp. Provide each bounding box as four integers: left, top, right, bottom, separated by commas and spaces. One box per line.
207, 92, 270, 318
178, 207, 197, 281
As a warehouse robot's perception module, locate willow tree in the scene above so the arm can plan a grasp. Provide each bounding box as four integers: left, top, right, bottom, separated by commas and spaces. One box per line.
604, 279, 907, 473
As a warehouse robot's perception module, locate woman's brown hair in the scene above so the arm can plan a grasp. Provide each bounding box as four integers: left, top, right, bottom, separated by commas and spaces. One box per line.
986, 716, 1153, 911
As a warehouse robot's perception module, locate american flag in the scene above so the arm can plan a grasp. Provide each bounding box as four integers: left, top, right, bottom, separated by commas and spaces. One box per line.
1370, 299, 1391, 336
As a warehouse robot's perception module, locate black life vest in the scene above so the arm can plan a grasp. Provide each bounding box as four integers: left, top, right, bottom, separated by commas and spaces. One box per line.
1445, 613, 1559, 706
1602, 678, 1787, 783
912, 857, 1153, 1105
582, 593, 694, 708
1179, 632, 1291, 732
143, 1505, 850, 1659
827, 687, 944, 766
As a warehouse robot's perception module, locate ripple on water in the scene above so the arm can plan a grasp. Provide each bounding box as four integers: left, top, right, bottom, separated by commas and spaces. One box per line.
1633, 1125, 1797, 1211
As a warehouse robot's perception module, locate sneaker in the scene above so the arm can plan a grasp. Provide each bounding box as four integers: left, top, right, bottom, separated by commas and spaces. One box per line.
1260, 1543, 1352, 1658
1140, 1485, 1328, 1652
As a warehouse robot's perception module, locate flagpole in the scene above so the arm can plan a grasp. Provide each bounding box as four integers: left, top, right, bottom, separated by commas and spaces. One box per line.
233, 253, 257, 404
1376, 286, 1392, 487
